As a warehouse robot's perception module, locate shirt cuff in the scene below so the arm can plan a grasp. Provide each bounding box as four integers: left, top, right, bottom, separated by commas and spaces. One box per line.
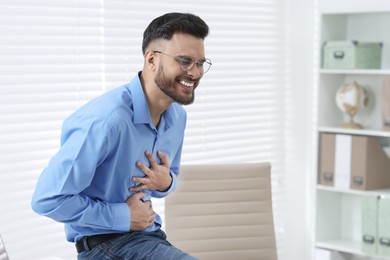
112, 203, 130, 232
152, 171, 177, 198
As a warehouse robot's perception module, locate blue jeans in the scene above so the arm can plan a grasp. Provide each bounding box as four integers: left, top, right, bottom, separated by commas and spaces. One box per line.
77, 229, 198, 260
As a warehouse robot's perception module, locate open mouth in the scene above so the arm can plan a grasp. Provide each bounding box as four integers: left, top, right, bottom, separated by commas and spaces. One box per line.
179, 80, 195, 90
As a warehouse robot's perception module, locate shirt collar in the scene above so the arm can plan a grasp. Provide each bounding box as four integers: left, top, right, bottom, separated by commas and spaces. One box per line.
127, 72, 180, 129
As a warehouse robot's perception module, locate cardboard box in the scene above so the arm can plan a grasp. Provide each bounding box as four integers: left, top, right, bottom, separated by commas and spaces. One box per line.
323, 41, 382, 69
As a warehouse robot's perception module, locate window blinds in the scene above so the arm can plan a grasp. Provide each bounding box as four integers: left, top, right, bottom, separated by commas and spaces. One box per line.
0, 1, 286, 259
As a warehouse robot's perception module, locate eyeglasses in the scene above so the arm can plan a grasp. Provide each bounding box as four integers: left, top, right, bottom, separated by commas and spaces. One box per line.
153, 51, 212, 74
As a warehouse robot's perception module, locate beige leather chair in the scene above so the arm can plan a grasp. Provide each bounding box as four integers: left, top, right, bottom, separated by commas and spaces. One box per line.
165, 162, 277, 260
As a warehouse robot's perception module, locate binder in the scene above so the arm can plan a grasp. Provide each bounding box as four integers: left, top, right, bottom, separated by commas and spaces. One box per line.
319, 133, 336, 186
378, 196, 390, 257
351, 136, 390, 190
361, 196, 379, 254
334, 134, 352, 190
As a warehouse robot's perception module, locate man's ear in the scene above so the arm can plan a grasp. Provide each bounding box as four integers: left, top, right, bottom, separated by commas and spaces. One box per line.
144, 50, 157, 71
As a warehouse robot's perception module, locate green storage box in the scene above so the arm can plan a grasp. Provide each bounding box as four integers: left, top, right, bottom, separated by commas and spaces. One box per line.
362, 196, 379, 254
323, 41, 382, 69
378, 196, 390, 257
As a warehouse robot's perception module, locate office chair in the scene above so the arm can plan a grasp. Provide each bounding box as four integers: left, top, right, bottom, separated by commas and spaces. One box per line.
165, 162, 277, 260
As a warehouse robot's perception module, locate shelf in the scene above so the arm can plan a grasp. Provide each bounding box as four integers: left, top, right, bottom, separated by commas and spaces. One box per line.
318, 127, 390, 138
317, 185, 390, 196
316, 239, 390, 259
315, 9, 390, 260
320, 69, 390, 75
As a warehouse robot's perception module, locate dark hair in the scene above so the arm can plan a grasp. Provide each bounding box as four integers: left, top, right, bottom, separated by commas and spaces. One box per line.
142, 12, 209, 54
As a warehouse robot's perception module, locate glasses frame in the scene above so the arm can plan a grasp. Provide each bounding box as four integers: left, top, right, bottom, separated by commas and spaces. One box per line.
153, 50, 212, 74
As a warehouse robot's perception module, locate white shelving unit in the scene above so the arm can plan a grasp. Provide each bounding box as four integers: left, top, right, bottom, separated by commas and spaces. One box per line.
315, 6, 390, 260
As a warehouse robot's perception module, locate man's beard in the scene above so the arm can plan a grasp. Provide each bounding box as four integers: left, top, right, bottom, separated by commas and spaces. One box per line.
154, 65, 196, 105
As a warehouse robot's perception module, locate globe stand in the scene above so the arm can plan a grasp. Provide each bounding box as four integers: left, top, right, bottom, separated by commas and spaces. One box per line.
340, 116, 363, 129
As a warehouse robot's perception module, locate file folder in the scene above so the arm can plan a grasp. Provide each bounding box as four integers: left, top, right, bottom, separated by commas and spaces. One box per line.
361, 195, 378, 254
378, 196, 390, 257
319, 133, 336, 186
334, 134, 352, 190
351, 136, 390, 190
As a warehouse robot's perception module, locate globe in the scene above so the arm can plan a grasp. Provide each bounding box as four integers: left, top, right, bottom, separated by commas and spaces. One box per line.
335, 81, 368, 129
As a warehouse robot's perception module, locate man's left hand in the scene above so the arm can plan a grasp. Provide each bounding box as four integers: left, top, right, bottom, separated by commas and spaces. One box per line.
130, 150, 172, 192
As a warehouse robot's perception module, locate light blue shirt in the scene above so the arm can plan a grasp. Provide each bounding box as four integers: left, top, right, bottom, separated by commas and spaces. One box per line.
31, 73, 186, 242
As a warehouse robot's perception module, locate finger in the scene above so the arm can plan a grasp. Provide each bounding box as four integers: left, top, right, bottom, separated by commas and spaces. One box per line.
132, 176, 149, 184
133, 176, 150, 186
136, 161, 150, 176
145, 150, 158, 168
157, 150, 169, 166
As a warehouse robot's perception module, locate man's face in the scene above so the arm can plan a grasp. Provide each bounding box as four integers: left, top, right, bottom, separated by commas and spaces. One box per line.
154, 33, 206, 105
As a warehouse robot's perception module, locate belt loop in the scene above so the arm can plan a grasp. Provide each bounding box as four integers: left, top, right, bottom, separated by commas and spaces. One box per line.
82, 237, 91, 251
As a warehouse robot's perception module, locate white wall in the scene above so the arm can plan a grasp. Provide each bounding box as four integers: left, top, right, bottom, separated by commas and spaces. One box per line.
284, 0, 318, 259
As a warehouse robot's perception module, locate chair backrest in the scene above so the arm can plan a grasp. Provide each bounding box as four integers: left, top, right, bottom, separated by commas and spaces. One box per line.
165, 162, 277, 260
0, 235, 9, 260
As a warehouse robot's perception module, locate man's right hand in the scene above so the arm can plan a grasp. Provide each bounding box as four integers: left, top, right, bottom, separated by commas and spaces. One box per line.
126, 192, 156, 231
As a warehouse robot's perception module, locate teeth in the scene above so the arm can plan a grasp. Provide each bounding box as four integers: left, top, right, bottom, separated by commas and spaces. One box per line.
180, 80, 194, 87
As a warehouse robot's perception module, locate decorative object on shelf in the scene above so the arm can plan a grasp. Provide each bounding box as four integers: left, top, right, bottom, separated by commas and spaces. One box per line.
323, 41, 382, 69
383, 77, 390, 131
335, 81, 369, 129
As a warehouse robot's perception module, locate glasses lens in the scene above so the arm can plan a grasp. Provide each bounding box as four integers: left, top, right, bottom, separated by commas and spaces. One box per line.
177, 56, 212, 74
179, 58, 193, 72
203, 60, 212, 74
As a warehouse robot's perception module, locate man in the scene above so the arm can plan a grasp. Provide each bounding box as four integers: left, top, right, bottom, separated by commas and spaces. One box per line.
31, 12, 211, 259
